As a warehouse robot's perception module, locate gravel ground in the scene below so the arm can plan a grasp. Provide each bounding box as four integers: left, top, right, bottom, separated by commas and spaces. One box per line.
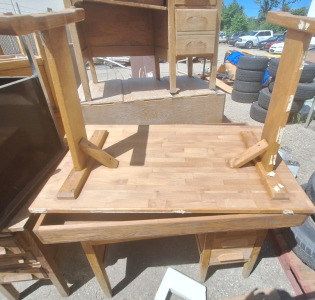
2, 44, 314, 300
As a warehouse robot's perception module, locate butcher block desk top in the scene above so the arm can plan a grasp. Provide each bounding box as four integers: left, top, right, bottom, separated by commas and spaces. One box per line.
29, 124, 314, 215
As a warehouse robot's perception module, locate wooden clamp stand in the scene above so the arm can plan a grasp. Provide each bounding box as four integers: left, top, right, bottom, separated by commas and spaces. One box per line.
229, 11, 315, 201
0, 8, 119, 199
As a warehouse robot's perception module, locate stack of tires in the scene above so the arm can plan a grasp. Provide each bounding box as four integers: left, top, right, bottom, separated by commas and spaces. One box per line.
250, 58, 315, 123
283, 172, 315, 270
231, 56, 269, 103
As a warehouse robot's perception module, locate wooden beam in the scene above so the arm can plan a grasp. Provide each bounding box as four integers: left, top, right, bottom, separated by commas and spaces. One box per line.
267, 11, 315, 34
79, 137, 119, 168
41, 25, 88, 171
215, 78, 233, 94
261, 14, 313, 172
0, 8, 85, 36
241, 131, 289, 200
58, 130, 109, 199
229, 139, 269, 168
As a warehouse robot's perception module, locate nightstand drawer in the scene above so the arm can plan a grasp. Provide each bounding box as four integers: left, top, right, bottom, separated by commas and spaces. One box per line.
210, 247, 253, 265
176, 34, 215, 55
176, 9, 217, 32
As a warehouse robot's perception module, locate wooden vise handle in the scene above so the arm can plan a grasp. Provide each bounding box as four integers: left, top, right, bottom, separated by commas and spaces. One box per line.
261, 11, 315, 172
0, 8, 85, 36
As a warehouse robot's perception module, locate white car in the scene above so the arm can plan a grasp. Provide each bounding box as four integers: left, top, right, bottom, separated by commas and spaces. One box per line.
269, 42, 284, 54
235, 30, 273, 49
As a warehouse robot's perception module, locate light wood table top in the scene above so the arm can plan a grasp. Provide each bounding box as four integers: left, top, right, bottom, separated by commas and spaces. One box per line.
29, 124, 314, 215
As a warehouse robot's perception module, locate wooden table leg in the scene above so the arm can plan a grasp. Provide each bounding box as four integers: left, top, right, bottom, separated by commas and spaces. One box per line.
197, 233, 215, 282
187, 57, 193, 77
155, 56, 160, 80
81, 242, 112, 298
242, 229, 268, 278
0, 284, 20, 300
26, 229, 70, 297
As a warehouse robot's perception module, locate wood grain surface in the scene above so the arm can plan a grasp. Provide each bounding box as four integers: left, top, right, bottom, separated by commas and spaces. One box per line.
29, 125, 315, 215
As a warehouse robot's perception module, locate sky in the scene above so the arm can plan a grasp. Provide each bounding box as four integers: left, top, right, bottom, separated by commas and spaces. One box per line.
0, 0, 313, 17
224, 0, 313, 18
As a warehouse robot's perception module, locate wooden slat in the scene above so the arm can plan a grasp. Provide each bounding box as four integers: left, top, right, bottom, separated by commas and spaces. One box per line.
229, 139, 268, 168
0, 8, 85, 36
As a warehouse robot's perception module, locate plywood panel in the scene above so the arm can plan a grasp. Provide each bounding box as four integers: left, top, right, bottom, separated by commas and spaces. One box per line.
78, 2, 155, 49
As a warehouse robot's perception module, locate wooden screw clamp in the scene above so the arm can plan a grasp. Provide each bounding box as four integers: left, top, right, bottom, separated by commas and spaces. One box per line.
0, 8, 119, 199
229, 11, 315, 200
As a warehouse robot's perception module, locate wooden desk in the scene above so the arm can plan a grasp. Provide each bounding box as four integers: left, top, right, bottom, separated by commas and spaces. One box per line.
29, 124, 315, 297
64, 0, 221, 98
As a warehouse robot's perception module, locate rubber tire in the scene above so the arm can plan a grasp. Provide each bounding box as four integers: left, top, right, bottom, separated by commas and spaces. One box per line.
258, 88, 304, 113
267, 59, 315, 82
234, 80, 262, 93
284, 217, 315, 270
238, 56, 269, 71
269, 80, 315, 101
250, 101, 267, 123
257, 88, 272, 109
235, 69, 265, 82
245, 41, 253, 49
305, 172, 315, 207
231, 89, 259, 103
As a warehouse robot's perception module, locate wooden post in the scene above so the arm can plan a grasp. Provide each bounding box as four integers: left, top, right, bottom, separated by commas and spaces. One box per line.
208, 0, 222, 90
168, 0, 177, 94
187, 57, 193, 77
41, 26, 88, 171
81, 242, 112, 297
64, 0, 92, 101
261, 12, 314, 172
0, 284, 20, 300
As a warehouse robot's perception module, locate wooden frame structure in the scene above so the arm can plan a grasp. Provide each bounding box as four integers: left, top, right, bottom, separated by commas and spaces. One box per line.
64, 0, 222, 97
1, 8, 315, 299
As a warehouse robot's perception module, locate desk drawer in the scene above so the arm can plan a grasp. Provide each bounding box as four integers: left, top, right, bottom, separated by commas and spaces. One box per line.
176, 9, 217, 32
209, 247, 252, 265
176, 34, 215, 55
212, 231, 257, 249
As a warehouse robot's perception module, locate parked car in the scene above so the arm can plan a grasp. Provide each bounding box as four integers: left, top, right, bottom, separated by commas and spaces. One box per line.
257, 35, 282, 50
219, 31, 227, 43
235, 30, 273, 49
269, 42, 284, 54
265, 35, 285, 51
228, 32, 248, 46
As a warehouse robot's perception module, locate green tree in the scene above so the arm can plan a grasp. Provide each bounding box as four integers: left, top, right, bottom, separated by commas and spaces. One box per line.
280, 0, 301, 11
247, 17, 260, 31
255, 0, 280, 22
221, 0, 246, 30
291, 7, 307, 15
228, 14, 248, 36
